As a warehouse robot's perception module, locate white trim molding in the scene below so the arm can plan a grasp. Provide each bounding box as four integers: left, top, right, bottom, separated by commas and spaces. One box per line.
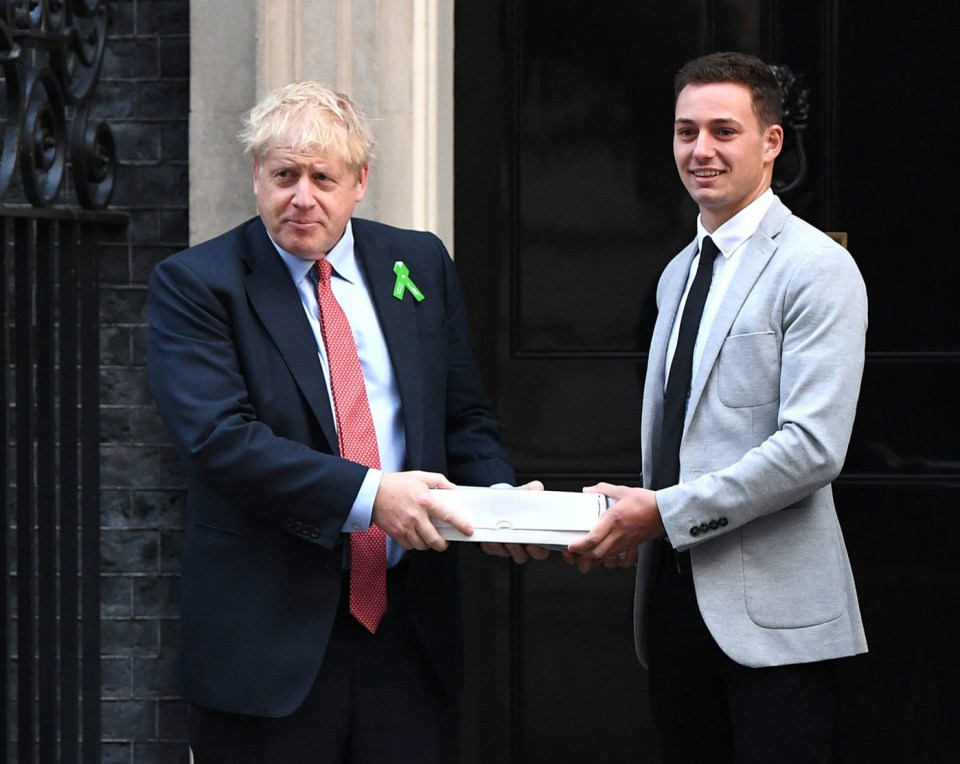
189, 0, 455, 251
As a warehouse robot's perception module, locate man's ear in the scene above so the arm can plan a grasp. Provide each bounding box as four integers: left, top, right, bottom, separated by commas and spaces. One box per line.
355, 164, 370, 203
764, 124, 784, 162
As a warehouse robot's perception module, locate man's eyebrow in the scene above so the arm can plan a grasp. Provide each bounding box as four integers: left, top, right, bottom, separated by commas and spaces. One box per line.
674, 117, 740, 126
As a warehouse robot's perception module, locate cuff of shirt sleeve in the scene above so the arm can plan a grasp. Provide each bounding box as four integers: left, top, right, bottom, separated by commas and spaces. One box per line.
342, 468, 382, 533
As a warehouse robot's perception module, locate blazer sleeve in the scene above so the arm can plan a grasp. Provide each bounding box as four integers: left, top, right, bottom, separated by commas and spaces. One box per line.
436, 241, 517, 487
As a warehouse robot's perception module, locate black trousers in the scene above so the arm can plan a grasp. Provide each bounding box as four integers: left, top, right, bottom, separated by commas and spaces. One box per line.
646, 541, 839, 764
189, 563, 458, 764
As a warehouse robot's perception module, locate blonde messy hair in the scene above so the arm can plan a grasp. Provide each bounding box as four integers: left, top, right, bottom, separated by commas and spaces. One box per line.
238, 81, 376, 175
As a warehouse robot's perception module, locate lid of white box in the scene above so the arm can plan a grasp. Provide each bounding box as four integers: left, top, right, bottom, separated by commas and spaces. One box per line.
430, 487, 606, 532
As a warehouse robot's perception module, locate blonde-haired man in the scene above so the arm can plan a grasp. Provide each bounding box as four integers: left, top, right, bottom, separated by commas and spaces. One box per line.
147, 81, 519, 763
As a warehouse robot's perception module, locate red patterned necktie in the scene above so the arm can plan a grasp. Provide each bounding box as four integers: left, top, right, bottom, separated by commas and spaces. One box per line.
315, 258, 387, 633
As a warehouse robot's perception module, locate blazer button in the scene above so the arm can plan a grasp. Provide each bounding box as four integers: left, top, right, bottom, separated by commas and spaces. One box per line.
309, 527, 320, 539
690, 526, 700, 537
699, 522, 710, 534
708, 520, 719, 530
719, 517, 729, 527
294, 520, 303, 532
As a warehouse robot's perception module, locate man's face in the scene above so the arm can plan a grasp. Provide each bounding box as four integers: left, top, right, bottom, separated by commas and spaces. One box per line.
253, 146, 369, 260
673, 82, 782, 231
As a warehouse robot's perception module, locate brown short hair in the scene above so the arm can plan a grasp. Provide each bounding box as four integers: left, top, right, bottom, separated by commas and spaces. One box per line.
674, 51, 782, 129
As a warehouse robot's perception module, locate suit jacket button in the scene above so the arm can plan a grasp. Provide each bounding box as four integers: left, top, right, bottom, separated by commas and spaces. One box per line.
690, 526, 700, 537
699, 522, 710, 533
708, 520, 719, 530
719, 517, 729, 527
294, 520, 304, 532
310, 527, 320, 538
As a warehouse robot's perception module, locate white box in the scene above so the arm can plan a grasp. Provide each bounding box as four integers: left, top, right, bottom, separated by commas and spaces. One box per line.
430, 487, 609, 547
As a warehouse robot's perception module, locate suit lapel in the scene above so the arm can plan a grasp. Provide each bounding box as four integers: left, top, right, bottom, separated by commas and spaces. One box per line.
686, 198, 790, 418
241, 220, 340, 452
642, 240, 697, 479
353, 221, 426, 469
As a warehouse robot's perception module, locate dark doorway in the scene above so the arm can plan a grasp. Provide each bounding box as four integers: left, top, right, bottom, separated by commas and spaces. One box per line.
454, 1, 959, 762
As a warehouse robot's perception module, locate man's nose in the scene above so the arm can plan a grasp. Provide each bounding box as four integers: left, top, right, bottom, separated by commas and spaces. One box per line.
692, 132, 715, 157
290, 178, 314, 206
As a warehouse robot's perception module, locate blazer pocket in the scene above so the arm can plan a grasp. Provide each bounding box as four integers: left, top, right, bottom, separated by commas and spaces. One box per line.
718, 331, 779, 408
193, 522, 246, 540
417, 317, 448, 347
417, 321, 450, 372
741, 509, 846, 629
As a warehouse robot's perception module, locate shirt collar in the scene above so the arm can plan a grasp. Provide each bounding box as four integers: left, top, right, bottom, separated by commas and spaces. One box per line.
696, 188, 774, 259
271, 219, 360, 286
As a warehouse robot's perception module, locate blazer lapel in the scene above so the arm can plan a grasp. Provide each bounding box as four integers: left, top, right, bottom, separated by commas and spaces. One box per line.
241, 220, 340, 452
353, 221, 426, 469
686, 198, 791, 418
642, 240, 697, 481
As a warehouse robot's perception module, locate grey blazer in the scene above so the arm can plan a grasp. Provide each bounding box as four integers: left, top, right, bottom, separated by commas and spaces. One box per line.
634, 196, 869, 669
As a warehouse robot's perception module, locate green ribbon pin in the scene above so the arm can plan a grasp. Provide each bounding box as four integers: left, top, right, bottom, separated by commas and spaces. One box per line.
392, 261, 425, 302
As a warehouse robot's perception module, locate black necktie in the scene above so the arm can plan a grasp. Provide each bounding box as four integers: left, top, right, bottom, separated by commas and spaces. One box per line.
651, 236, 719, 490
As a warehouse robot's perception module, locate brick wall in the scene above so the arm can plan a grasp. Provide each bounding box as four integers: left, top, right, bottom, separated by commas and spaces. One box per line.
96, 2, 191, 761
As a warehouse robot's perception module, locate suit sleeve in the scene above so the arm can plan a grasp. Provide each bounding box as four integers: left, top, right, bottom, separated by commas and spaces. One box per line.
656, 242, 868, 550
434, 238, 517, 487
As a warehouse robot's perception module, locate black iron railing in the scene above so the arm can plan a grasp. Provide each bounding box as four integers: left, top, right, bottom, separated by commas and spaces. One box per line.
2, 207, 119, 764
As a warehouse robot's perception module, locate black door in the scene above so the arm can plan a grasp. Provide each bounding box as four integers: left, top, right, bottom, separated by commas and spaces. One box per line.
454, 2, 959, 762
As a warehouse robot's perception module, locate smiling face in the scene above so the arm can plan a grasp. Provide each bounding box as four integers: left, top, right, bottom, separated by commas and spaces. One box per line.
673, 81, 783, 231
253, 145, 369, 260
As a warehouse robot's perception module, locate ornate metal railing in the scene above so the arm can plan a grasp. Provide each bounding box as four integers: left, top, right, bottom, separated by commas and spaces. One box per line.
2, 2, 124, 762
1, 0, 116, 209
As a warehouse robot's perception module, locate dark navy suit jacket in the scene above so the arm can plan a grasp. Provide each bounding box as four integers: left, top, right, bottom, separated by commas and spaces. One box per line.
146, 216, 515, 717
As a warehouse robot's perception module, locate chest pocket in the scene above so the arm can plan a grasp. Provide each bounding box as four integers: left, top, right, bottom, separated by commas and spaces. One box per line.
717, 331, 779, 408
